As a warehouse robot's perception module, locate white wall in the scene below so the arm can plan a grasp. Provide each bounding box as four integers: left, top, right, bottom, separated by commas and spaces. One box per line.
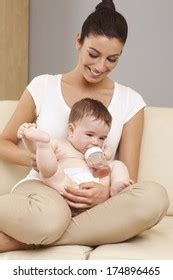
29, 0, 173, 107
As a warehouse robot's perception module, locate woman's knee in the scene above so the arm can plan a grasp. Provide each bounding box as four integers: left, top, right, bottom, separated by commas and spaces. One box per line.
17, 191, 72, 245
134, 181, 169, 223
33, 195, 71, 245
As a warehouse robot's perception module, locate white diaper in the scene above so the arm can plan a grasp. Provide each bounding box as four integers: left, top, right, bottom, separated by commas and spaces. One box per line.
63, 168, 99, 184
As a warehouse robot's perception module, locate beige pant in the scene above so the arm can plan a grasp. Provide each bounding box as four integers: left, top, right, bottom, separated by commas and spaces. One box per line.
0, 180, 169, 246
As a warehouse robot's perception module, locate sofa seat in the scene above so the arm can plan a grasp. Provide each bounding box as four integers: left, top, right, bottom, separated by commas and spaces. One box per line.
1, 216, 172, 260
89, 216, 173, 259
0, 245, 92, 260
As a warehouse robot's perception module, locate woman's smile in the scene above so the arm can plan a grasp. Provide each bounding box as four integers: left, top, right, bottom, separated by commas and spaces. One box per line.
87, 66, 104, 78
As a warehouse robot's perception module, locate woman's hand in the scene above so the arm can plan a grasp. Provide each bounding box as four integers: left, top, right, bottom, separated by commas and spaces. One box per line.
61, 182, 110, 210
28, 151, 38, 171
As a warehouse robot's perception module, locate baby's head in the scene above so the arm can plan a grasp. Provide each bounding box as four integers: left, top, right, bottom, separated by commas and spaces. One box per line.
67, 98, 112, 153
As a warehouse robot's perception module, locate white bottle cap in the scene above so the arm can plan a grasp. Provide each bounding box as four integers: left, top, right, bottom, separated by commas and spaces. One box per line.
84, 146, 103, 160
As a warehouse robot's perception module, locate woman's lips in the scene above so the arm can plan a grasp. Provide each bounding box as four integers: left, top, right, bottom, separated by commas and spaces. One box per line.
88, 67, 102, 77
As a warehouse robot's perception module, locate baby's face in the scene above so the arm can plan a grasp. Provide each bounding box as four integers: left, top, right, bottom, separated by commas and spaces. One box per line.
68, 116, 110, 154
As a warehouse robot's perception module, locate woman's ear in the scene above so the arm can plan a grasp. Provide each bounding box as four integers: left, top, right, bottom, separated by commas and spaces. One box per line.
67, 123, 75, 137
76, 33, 82, 50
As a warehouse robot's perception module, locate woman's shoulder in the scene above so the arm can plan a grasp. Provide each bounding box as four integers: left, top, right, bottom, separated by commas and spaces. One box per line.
108, 81, 146, 123
26, 74, 62, 111
115, 81, 141, 97
113, 82, 146, 123
114, 81, 146, 105
28, 74, 62, 85
27, 74, 62, 96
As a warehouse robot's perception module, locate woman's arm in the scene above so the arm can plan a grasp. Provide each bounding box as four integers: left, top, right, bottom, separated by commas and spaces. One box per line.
118, 108, 144, 182
0, 90, 37, 167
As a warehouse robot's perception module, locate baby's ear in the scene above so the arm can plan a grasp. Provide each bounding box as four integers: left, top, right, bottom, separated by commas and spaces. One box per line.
67, 123, 75, 136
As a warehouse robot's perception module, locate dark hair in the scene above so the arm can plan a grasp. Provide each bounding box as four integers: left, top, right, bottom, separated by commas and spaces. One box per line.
80, 0, 128, 45
69, 98, 112, 127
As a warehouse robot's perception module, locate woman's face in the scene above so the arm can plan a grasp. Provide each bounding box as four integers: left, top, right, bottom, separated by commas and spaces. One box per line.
76, 34, 124, 83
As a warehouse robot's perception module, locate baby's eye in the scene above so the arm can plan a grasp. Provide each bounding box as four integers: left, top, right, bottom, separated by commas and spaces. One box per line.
86, 133, 93, 137
100, 137, 106, 140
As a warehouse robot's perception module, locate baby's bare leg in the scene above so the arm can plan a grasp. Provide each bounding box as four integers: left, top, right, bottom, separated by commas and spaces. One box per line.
110, 160, 130, 196
24, 127, 58, 178
36, 142, 58, 178
99, 160, 129, 196
42, 167, 79, 193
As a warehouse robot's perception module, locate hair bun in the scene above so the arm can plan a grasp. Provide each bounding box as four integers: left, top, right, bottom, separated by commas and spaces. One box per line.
95, 0, 116, 12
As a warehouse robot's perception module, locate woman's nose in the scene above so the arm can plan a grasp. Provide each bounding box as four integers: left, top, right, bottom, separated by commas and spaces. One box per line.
95, 59, 107, 73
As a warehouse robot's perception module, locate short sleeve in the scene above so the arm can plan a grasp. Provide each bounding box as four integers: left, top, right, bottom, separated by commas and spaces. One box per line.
124, 87, 146, 123
27, 75, 48, 116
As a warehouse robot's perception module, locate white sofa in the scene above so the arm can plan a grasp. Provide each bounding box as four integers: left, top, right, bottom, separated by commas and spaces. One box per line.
0, 101, 173, 260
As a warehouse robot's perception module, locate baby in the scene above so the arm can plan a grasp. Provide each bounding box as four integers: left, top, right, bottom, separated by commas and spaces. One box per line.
17, 98, 131, 197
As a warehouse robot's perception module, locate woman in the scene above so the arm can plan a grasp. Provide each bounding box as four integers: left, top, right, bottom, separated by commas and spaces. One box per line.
0, 0, 169, 252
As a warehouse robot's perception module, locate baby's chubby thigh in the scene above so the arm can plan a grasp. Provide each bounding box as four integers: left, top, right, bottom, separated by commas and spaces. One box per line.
41, 167, 78, 193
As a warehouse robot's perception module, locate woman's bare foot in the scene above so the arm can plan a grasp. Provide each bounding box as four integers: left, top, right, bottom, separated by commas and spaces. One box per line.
0, 232, 26, 253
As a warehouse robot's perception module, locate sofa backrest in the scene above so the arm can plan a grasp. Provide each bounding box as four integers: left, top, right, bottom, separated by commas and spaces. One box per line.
138, 106, 173, 215
0, 101, 30, 194
0, 101, 172, 214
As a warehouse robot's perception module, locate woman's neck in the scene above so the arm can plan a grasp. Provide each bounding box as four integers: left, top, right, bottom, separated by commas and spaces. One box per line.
61, 68, 115, 108
62, 67, 113, 90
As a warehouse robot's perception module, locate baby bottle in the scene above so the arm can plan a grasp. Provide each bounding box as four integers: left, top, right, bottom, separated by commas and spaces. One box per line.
84, 147, 111, 178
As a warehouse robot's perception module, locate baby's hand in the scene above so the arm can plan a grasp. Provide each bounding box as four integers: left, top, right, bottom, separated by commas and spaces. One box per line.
103, 145, 113, 161
17, 123, 36, 139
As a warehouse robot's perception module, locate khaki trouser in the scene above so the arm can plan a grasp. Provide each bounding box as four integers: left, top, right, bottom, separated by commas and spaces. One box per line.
0, 180, 169, 246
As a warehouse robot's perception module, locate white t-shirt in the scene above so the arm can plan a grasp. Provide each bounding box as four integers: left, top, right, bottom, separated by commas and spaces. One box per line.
13, 74, 146, 187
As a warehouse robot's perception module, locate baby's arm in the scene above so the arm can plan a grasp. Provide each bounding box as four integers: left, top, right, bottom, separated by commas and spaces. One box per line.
110, 160, 130, 196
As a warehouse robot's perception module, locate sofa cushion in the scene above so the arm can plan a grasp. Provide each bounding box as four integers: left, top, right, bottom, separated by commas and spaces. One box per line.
0, 245, 92, 260
89, 216, 173, 259
138, 107, 173, 215
0, 101, 30, 194
0, 100, 17, 129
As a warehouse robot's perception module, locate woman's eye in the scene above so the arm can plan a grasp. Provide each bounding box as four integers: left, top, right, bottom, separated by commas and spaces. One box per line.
107, 57, 118, 63
89, 53, 98, 58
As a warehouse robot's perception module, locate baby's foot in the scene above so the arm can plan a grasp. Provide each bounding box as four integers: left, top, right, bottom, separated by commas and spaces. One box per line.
110, 180, 130, 197
17, 122, 36, 139
0, 232, 26, 253
24, 127, 50, 143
